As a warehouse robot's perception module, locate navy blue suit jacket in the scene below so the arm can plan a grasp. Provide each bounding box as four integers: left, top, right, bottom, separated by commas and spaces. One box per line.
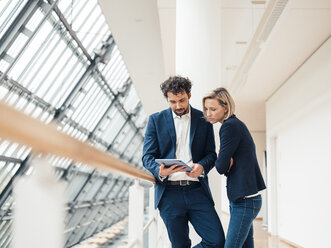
142, 107, 217, 209
215, 115, 266, 202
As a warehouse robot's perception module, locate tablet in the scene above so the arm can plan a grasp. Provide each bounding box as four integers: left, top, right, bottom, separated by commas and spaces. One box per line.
155, 159, 192, 172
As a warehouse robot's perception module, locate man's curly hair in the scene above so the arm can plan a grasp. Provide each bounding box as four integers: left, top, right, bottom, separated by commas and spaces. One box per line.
160, 76, 192, 98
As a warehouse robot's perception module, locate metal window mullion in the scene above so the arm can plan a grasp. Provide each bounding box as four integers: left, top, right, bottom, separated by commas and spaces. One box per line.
107, 62, 126, 88
0, 0, 17, 31
102, 49, 121, 76
0, 221, 12, 248
107, 114, 131, 151
103, 55, 123, 81
97, 72, 142, 135
88, 93, 120, 138
74, 3, 100, 42
74, 81, 104, 124
112, 69, 129, 92
128, 138, 143, 164
85, 94, 110, 131
51, 62, 86, 107
72, 170, 96, 202
1, 77, 53, 112
0, 0, 40, 59
0, 0, 61, 85
55, 60, 96, 121
119, 129, 140, 159
30, 29, 70, 94
0, 163, 19, 188
124, 137, 143, 163
16, 17, 59, 85
0, 156, 29, 210
43, 44, 84, 102
50, 1, 92, 60
89, 176, 109, 202
71, 80, 101, 124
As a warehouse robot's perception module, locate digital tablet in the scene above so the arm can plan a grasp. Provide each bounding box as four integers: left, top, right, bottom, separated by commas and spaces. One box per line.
155, 159, 192, 172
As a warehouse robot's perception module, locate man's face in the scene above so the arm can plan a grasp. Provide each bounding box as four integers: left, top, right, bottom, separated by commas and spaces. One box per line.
167, 91, 191, 116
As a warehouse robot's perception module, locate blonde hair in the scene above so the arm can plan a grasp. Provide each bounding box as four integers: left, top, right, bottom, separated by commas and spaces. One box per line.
202, 87, 235, 121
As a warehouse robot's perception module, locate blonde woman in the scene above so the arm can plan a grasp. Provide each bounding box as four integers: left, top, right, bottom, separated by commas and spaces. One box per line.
203, 87, 266, 248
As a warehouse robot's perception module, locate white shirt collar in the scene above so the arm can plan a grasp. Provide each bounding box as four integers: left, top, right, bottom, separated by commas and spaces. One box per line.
172, 106, 191, 119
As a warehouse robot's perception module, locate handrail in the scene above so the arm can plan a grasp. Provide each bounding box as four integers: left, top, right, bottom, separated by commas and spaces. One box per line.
143, 216, 156, 233
0, 102, 155, 182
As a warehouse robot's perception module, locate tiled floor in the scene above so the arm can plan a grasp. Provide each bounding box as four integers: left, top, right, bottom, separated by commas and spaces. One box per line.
75, 214, 296, 248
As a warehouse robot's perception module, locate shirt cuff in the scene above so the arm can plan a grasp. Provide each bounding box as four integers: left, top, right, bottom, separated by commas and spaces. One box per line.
199, 167, 205, 178
159, 174, 166, 181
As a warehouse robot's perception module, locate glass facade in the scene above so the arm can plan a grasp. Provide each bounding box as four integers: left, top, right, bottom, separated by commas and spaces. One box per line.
0, 0, 147, 246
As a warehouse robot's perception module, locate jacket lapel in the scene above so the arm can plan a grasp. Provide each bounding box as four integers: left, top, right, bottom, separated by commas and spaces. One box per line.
190, 107, 199, 148
164, 108, 176, 148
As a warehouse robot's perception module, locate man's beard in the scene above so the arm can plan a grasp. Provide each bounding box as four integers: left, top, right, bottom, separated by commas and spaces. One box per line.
175, 107, 189, 116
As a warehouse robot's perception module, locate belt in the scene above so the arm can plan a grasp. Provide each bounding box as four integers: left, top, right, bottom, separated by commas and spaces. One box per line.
166, 180, 200, 186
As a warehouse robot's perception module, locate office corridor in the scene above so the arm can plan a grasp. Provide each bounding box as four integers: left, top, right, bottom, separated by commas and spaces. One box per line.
0, 0, 330, 247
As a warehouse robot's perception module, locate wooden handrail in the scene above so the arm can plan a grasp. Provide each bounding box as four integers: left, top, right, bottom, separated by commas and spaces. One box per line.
0, 102, 155, 182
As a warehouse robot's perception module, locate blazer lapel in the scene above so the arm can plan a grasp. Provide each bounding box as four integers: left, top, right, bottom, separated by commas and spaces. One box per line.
190, 107, 199, 148
164, 108, 176, 148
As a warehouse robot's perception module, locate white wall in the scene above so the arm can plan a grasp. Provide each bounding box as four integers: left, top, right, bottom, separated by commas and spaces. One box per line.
251, 131, 266, 219
266, 37, 331, 247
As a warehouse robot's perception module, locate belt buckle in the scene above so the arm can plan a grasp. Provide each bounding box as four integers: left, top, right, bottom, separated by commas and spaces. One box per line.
179, 180, 188, 186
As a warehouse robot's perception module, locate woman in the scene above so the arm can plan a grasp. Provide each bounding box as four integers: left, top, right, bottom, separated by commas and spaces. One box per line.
203, 87, 266, 248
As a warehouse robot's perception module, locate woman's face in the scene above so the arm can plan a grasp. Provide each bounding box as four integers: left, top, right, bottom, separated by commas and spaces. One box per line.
204, 98, 228, 124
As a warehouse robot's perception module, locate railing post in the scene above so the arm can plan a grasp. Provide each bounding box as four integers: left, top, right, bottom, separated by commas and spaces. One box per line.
148, 186, 157, 248
128, 179, 144, 248
157, 212, 171, 248
12, 158, 66, 248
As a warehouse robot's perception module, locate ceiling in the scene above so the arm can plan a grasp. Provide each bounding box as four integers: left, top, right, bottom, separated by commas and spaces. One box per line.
98, 0, 331, 131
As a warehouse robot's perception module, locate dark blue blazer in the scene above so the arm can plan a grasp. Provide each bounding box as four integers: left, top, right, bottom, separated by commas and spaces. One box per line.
215, 115, 266, 202
142, 107, 217, 208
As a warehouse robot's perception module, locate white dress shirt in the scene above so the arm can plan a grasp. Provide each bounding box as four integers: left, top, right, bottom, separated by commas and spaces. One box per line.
168, 107, 199, 182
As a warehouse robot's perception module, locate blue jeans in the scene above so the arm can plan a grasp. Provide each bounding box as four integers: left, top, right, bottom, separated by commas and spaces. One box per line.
158, 184, 225, 248
225, 194, 262, 248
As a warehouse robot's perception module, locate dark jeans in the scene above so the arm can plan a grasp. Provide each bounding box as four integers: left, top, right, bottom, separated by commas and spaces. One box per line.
158, 184, 225, 248
225, 194, 262, 248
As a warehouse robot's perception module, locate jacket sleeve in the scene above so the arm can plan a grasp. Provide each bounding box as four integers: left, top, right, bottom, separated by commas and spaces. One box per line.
215, 121, 241, 175
197, 122, 217, 175
142, 115, 163, 182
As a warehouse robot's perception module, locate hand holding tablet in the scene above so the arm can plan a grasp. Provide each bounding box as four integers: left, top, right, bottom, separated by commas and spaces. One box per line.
155, 159, 192, 172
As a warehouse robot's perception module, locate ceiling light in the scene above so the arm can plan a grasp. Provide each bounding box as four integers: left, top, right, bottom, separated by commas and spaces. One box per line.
251, 1, 266, 4
235, 41, 248, 45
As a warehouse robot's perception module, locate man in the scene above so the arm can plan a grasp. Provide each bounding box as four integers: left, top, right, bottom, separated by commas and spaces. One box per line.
142, 76, 225, 248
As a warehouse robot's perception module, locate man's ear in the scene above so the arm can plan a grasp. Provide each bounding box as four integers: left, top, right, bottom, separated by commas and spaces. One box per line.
188, 92, 191, 99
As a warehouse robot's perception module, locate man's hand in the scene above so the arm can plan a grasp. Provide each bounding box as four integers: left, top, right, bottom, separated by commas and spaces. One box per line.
186, 163, 203, 178
159, 163, 187, 177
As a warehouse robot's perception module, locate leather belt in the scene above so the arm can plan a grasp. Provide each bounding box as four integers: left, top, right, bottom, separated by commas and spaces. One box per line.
166, 180, 200, 186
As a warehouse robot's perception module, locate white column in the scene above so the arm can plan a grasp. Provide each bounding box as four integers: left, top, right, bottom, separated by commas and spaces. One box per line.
176, 0, 222, 109
267, 136, 279, 235
13, 158, 66, 248
128, 180, 144, 248
176, 0, 222, 245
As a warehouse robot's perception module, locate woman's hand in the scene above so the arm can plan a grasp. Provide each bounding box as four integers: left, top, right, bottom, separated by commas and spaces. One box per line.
229, 158, 234, 170
186, 163, 203, 178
